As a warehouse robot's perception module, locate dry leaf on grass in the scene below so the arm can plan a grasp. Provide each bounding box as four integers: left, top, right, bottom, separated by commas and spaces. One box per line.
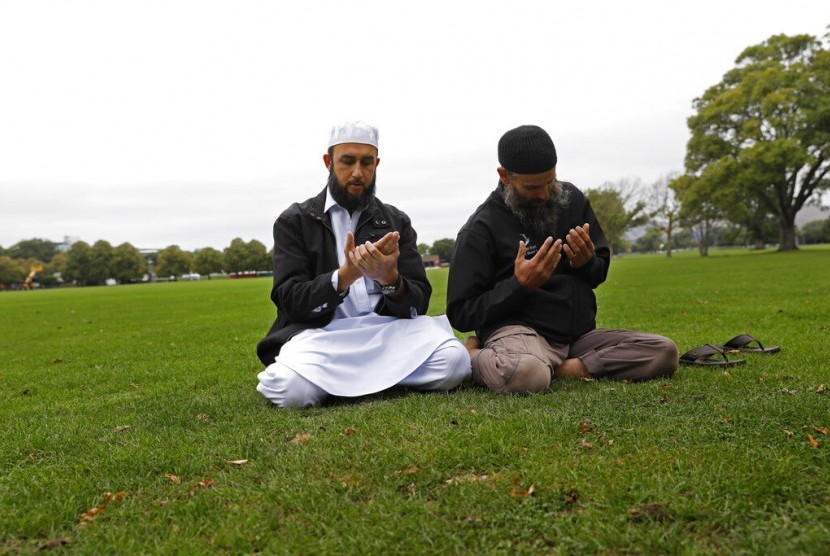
189, 479, 215, 498
782, 429, 795, 437
808, 434, 820, 448
579, 439, 594, 450
112, 425, 132, 433
165, 473, 181, 484
394, 465, 420, 477
805, 425, 829, 435
510, 477, 536, 497
289, 431, 312, 444
342, 427, 357, 436
578, 420, 592, 434
79, 492, 128, 527
226, 459, 248, 466
445, 473, 489, 485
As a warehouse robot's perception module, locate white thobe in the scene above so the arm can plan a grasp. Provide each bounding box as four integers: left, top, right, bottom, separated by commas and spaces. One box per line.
256, 190, 470, 406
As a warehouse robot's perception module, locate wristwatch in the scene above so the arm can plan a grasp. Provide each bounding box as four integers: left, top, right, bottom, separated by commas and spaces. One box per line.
374, 274, 402, 296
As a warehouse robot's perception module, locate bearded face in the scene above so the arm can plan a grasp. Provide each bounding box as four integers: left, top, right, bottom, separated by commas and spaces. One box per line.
503, 178, 568, 237
328, 165, 377, 213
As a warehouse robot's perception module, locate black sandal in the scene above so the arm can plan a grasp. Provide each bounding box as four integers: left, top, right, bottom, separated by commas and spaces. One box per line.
717, 333, 780, 354
680, 344, 746, 367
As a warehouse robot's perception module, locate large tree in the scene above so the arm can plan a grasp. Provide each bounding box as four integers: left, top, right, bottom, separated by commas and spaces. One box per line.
223, 238, 269, 273
63, 241, 93, 285
0, 256, 26, 288
684, 33, 830, 251
88, 240, 114, 285
156, 245, 192, 279
430, 238, 456, 263
586, 180, 647, 254
8, 238, 58, 262
110, 242, 146, 283
192, 247, 224, 278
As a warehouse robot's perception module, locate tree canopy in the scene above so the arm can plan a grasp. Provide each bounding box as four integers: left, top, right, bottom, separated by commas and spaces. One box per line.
683, 32, 830, 251
586, 181, 647, 254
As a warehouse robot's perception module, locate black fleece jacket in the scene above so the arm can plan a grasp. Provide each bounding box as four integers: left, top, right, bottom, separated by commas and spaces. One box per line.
446, 182, 610, 345
256, 187, 431, 365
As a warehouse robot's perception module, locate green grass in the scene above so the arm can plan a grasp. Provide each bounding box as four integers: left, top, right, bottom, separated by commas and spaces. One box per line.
2, 248, 829, 554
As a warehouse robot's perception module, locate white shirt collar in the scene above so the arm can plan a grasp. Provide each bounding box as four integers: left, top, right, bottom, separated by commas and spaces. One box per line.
324, 186, 338, 214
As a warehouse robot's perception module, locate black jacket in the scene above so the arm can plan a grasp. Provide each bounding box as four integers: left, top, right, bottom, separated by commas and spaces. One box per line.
446, 182, 610, 345
256, 187, 431, 365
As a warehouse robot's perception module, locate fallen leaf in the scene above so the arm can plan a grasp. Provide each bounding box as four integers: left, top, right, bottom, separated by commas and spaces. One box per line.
112, 425, 132, 433
781, 388, 798, 396
51, 359, 63, 364
660, 395, 669, 404
445, 473, 489, 485
510, 477, 536, 497
816, 384, 827, 393
189, 479, 215, 498
342, 427, 357, 436
289, 431, 312, 444
661, 383, 672, 389
578, 420, 592, 434
807, 425, 829, 435
226, 459, 248, 466
165, 473, 181, 484
394, 465, 420, 477
470, 409, 478, 415
808, 434, 820, 448
579, 439, 594, 450
782, 429, 794, 437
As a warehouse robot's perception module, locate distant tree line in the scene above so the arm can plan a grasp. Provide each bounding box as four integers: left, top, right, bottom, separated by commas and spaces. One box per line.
0, 237, 271, 289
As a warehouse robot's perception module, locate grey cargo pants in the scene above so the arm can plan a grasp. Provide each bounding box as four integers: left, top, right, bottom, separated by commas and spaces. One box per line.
472, 325, 679, 393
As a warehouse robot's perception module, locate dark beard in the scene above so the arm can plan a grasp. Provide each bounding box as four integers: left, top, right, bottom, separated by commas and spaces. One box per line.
502, 182, 568, 237
328, 168, 377, 214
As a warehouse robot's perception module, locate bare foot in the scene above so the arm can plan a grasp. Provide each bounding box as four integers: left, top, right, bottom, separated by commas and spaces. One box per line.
553, 358, 590, 379
463, 336, 481, 359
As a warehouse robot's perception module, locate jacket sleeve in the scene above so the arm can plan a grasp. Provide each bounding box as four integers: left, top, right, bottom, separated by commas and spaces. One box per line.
270, 210, 344, 323
377, 212, 431, 317
446, 227, 528, 333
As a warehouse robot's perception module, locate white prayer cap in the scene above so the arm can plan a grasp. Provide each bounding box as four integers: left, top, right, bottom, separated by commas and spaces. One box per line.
327, 121, 379, 149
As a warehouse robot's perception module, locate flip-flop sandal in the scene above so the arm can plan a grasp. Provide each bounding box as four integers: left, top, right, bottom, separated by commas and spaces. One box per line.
680, 344, 746, 367
718, 333, 780, 354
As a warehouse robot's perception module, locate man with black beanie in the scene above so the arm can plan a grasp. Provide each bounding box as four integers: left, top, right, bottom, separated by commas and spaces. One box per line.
446, 125, 678, 392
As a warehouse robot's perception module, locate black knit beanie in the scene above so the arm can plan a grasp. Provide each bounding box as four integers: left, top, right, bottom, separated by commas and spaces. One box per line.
497, 125, 557, 174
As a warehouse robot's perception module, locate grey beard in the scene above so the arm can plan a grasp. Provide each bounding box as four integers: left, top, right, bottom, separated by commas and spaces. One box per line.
328, 169, 376, 214
502, 182, 568, 237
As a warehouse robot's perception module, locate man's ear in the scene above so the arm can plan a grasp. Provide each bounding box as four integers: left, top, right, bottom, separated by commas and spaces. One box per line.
497, 167, 511, 184
323, 153, 332, 170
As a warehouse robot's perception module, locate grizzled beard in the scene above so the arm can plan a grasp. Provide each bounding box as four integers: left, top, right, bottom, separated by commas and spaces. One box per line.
327, 167, 377, 214
502, 181, 569, 237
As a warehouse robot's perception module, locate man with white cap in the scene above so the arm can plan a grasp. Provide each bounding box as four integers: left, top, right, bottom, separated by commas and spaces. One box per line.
256, 121, 471, 407
447, 124, 678, 393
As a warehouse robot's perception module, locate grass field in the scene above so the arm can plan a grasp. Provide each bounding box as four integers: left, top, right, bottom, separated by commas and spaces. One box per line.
2, 247, 829, 554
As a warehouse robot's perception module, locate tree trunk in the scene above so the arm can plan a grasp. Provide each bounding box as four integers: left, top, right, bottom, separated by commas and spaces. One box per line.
778, 220, 798, 251
665, 226, 673, 258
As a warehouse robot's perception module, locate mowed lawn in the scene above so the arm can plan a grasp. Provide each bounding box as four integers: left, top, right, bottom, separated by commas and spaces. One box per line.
1, 247, 829, 554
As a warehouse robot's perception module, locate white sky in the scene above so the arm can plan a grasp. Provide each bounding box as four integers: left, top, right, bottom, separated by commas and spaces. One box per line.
1, 1, 828, 250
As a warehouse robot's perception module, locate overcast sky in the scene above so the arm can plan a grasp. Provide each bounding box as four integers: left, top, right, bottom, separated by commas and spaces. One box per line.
1, 1, 828, 251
